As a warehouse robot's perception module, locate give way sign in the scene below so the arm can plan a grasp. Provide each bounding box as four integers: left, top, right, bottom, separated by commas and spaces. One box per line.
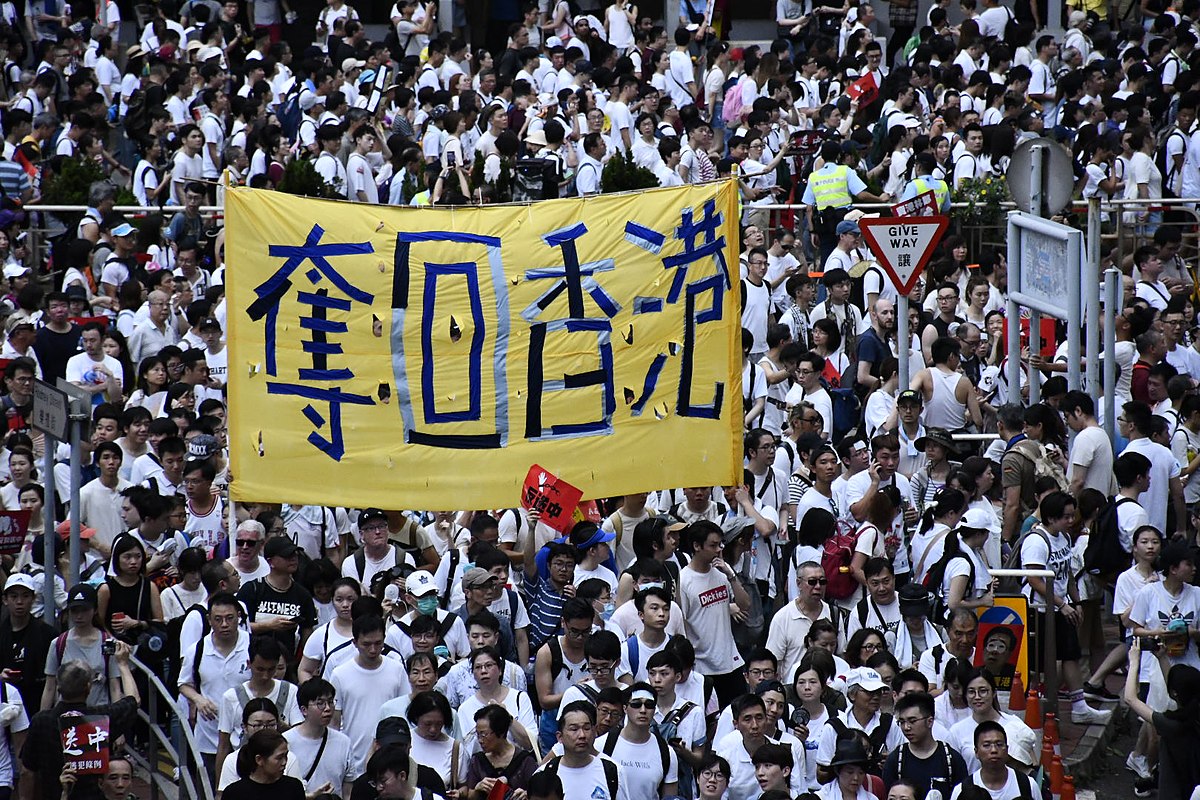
857, 216, 950, 296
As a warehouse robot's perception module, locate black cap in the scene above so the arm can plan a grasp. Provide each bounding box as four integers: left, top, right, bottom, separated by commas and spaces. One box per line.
375, 716, 411, 746
66, 583, 98, 609
264, 537, 299, 560
359, 508, 388, 528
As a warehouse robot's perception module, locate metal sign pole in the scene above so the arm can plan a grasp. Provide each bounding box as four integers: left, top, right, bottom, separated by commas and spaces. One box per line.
1104, 268, 1120, 446
41, 438, 56, 623
1086, 198, 1101, 398
69, 414, 83, 585
897, 294, 910, 390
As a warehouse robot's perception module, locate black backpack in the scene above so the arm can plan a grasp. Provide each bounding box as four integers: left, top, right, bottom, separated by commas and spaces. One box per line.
544, 755, 620, 800
513, 157, 558, 202
829, 714, 894, 775
1083, 496, 1137, 582
601, 729, 670, 792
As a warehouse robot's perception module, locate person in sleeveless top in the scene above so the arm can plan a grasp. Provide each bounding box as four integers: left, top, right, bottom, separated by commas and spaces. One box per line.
910, 337, 981, 432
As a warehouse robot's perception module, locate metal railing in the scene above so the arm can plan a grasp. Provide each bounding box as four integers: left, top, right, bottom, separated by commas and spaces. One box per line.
124, 655, 214, 800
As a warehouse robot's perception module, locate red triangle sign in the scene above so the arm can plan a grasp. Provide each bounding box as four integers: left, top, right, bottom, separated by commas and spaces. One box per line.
857, 215, 950, 296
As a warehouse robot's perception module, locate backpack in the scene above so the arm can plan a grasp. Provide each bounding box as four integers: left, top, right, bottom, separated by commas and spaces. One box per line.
654, 700, 698, 743
1156, 125, 1187, 197
56, 630, 112, 685
544, 755, 620, 800
166, 601, 209, 688
968, 769, 1034, 800
396, 612, 459, 647
278, 85, 304, 143
722, 80, 746, 126
895, 742, 955, 794
828, 713, 895, 774
821, 525, 864, 600
513, 157, 558, 202
826, 384, 862, 444
743, 359, 760, 416
1008, 438, 1069, 494
351, 543, 413, 588
1082, 496, 1136, 581
602, 729, 670, 791
923, 544, 974, 626
997, 525, 1051, 595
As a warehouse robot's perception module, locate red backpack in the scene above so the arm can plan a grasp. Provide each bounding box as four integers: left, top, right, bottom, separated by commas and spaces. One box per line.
821, 523, 864, 600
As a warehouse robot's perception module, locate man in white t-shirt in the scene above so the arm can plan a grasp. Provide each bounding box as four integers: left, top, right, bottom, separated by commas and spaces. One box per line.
330, 616, 411, 777
597, 683, 678, 800
66, 322, 124, 405
346, 123, 379, 203
538, 701, 629, 800
677, 521, 751, 705
607, 76, 637, 152
666, 29, 697, 109
284, 679, 355, 796
1121, 401, 1186, 537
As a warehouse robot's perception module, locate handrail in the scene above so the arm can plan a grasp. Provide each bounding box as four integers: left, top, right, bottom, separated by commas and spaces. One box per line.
126, 654, 214, 800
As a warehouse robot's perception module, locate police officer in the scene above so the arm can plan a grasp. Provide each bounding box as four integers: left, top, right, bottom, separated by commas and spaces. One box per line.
802, 141, 884, 266
897, 152, 951, 214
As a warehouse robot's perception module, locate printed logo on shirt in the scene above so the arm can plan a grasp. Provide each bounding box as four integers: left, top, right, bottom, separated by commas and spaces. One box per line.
590, 787, 609, 800
698, 585, 729, 608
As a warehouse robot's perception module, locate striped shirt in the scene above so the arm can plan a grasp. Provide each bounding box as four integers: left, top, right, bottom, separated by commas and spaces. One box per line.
524, 573, 567, 653
0, 160, 30, 199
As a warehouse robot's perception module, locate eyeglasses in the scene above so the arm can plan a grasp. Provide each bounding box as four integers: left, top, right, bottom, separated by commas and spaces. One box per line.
565, 625, 591, 638
307, 699, 334, 709
245, 720, 278, 731
966, 687, 992, 697
805, 578, 828, 586
897, 716, 930, 728
699, 770, 728, 782
589, 660, 616, 673
627, 699, 654, 709
747, 668, 776, 678
860, 642, 882, 652
235, 539, 259, 548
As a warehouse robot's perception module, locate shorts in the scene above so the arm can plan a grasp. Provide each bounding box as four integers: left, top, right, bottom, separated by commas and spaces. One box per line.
1030, 608, 1082, 668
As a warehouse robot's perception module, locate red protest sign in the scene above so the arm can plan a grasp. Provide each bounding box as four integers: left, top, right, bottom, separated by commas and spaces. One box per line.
846, 73, 878, 107
0, 510, 30, 556
521, 465, 584, 535
889, 190, 938, 217
574, 500, 602, 525
60, 713, 110, 775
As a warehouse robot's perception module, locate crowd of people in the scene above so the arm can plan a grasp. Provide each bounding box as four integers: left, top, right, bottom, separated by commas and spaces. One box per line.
0, 1, 1197, 800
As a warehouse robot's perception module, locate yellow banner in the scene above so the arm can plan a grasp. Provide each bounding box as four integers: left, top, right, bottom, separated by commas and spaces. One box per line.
225, 183, 742, 509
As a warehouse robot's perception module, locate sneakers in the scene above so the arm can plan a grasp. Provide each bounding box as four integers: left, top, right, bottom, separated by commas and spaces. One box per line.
1083, 681, 1119, 701
1134, 775, 1157, 797
1071, 705, 1113, 725
1127, 752, 1153, 780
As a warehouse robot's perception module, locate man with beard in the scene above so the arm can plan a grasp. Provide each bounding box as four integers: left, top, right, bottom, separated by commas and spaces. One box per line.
856, 298, 896, 394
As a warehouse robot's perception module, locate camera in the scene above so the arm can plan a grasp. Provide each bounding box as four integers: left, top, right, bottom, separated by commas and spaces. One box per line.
1140, 636, 1162, 653
101, 639, 116, 656
790, 707, 810, 728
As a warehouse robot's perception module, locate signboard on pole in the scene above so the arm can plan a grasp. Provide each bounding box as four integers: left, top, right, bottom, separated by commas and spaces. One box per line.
31, 380, 69, 441
521, 465, 585, 535
857, 216, 949, 295
889, 191, 938, 218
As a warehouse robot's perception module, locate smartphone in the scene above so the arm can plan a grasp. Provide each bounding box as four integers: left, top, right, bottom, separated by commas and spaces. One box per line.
101, 640, 116, 656
1140, 636, 1161, 653
447, 150, 457, 167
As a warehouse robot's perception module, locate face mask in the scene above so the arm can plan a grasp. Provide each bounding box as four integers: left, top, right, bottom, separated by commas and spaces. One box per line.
416, 596, 438, 616
601, 602, 616, 620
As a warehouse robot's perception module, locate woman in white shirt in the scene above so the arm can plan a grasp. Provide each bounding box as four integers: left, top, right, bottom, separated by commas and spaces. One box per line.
131, 137, 169, 208
407, 690, 467, 791
947, 668, 1035, 772
934, 525, 993, 618
455, 646, 537, 756
1123, 127, 1163, 238
297, 578, 361, 684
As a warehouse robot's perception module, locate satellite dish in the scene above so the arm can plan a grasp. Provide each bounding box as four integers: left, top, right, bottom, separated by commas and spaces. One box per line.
1007, 137, 1075, 218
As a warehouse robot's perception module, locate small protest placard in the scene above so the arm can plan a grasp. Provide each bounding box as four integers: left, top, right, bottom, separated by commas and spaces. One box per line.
521, 465, 584, 535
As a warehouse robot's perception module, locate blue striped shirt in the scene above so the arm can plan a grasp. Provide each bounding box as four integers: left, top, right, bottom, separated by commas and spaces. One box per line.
524, 573, 566, 654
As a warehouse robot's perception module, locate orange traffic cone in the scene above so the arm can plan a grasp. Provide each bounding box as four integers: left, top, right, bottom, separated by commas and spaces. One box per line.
1026, 689, 1043, 736
1045, 712, 1061, 756
1062, 775, 1077, 800
1050, 754, 1065, 800
1010, 672, 1027, 711
1041, 737, 1055, 771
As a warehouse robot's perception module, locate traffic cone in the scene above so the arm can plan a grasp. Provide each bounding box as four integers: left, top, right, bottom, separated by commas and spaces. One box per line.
1045, 712, 1061, 756
1009, 672, 1027, 712
1041, 737, 1055, 771
1026, 689, 1043, 737
1050, 754, 1065, 800
1062, 775, 1076, 800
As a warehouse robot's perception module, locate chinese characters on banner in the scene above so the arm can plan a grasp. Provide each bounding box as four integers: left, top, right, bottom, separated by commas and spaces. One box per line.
225, 184, 743, 509
521, 465, 584, 535
0, 510, 30, 556
60, 713, 110, 775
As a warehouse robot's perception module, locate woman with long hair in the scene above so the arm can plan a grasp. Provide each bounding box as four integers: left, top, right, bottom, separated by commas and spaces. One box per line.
102, 329, 136, 398
811, 318, 852, 388
844, 627, 888, 668
910, 487, 967, 583
221, 729, 305, 800
127, 356, 170, 416
0, 446, 37, 510
929, 524, 993, 617
216, 699, 304, 797
849, 488, 896, 591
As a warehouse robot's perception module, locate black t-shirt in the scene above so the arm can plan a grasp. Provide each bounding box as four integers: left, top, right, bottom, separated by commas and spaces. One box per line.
223, 776, 306, 800
881, 741, 968, 798
236, 577, 317, 654
33, 324, 80, 384
1153, 711, 1200, 800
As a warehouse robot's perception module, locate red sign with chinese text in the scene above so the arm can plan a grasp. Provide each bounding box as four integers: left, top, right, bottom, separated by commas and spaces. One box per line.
521, 465, 584, 535
60, 713, 109, 775
0, 510, 31, 556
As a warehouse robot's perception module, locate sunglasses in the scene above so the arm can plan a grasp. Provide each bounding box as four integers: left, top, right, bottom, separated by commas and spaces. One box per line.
627, 700, 654, 709
805, 578, 828, 586
235, 539, 258, 548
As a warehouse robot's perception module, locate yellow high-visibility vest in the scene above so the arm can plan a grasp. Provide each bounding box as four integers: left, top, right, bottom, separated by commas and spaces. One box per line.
810, 165, 853, 210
